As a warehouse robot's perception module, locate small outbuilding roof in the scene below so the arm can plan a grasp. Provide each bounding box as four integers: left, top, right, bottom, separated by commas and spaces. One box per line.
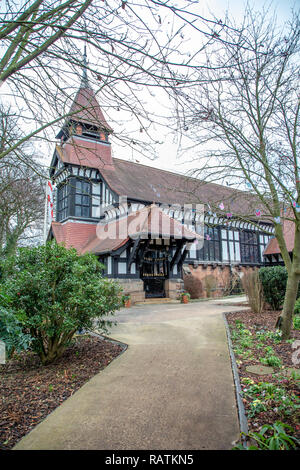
263, 213, 295, 256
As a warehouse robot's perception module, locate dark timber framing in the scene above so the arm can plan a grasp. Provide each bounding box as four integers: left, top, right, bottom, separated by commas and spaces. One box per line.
49, 79, 276, 300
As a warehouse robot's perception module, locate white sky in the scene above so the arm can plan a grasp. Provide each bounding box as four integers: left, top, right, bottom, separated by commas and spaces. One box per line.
1, 0, 298, 177
111, 0, 298, 175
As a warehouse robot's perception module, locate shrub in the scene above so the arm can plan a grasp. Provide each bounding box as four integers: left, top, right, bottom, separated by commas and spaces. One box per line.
259, 266, 300, 310
1, 242, 122, 365
294, 315, 300, 330
242, 270, 264, 314
294, 298, 300, 314
0, 293, 32, 359
183, 275, 203, 299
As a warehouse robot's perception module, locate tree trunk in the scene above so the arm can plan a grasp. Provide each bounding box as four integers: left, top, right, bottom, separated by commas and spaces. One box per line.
4, 232, 19, 256
39, 341, 67, 365
39, 330, 77, 365
40, 348, 65, 365
275, 219, 300, 339
279, 270, 300, 339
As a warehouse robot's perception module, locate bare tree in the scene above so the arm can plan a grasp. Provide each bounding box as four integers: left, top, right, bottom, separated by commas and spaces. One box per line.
0, 169, 44, 255
0, 106, 45, 254
176, 7, 300, 338
0, 0, 235, 165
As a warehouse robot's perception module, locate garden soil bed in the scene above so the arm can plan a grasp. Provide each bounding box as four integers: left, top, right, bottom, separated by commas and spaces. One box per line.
226, 310, 300, 445
0, 334, 125, 450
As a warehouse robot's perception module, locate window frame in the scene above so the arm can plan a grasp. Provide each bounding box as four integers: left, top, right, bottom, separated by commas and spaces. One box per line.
56, 182, 69, 221
259, 233, 272, 260
221, 228, 241, 263
74, 179, 91, 218
240, 230, 260, 264
197, 225, 221, 262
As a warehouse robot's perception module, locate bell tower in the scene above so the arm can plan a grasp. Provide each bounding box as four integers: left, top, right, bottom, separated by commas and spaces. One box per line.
55, 45, 114, 170
50, 46, 115, 224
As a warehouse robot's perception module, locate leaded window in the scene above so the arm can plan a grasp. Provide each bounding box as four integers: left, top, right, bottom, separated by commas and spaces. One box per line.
107, 256, 112, 275
221, 229, 241, 263
57, 183, 69, 221
91, 182, 101, 218
240, 231, 259, 263
198, 226, 221, 261
259, 233, 272, 260
75, 180, 90, 217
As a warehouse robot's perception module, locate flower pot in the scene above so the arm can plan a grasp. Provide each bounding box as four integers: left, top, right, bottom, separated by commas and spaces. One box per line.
181, 295, 189, 304
125, 299, 131, 308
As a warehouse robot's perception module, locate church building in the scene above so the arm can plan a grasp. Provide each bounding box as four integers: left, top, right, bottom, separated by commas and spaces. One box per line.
48, 78, 276, 302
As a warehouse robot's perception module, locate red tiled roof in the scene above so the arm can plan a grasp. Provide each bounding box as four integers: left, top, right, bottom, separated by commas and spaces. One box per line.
56, 137, 114, 171
54, 147, 269, 218
68, 86, 113, 132
263, 214, 295, 255
51, 221, 97, 252
100, 158, 271, 219
138, 204, 200, 239
81, 204, 199, 255
81, 233, 128, 255
53, 82, 270, 221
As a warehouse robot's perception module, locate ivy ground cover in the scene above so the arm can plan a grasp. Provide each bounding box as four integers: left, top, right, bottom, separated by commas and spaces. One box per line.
226, 310, 300, 449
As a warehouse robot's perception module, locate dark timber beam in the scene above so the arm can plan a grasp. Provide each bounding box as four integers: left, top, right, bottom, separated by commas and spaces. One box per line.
137, 239, 150, 264
128, 237, 140, 269
178, 246, 190, 270
178, 240, 196, 270
170, 239, 186, 271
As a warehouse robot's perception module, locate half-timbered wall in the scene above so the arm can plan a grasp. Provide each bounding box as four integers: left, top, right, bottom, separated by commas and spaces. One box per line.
52, 156, 274, 269
185, 226, 272, 266
54, 164, 118, 222
100, 245, 139, 279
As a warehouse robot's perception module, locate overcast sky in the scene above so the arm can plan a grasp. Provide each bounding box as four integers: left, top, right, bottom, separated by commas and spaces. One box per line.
112, 0, 298, 175
1, 0, 298, 178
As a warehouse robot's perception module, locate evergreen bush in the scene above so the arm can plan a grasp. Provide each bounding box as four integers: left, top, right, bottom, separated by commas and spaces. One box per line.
1, 242, 122, 365
294, 298, 300, 314
259, 266, 300, 310
0, 292, 32, 359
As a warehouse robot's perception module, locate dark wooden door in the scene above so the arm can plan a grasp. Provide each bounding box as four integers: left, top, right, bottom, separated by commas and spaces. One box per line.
144, 278, 166, 298
140, 246, 169, 298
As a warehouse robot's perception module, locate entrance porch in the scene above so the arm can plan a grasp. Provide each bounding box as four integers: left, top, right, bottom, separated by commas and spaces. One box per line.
81, 204, 200, 304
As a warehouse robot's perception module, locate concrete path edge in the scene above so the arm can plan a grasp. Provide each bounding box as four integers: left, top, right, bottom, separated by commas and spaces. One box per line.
223, 312, 249, 449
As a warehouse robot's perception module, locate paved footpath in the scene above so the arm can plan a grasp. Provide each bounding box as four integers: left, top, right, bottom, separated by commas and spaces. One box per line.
14, 297, 247, 450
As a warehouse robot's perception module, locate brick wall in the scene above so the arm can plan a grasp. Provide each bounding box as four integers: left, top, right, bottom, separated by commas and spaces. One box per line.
116, 278, 184, 303
165, 278, 184, 299
116, 278, 145, 303
183, 263, 257, 298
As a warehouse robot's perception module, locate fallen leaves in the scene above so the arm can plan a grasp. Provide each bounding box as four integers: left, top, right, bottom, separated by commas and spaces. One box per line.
0, 336, 124, 449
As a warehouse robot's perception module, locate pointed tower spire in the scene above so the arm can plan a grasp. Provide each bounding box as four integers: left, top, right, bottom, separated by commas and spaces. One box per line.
55, 38, 113, 168
81, 43, 89, 88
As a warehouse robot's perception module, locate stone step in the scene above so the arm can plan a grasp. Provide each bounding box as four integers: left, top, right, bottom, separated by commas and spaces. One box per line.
135, 298, 180, 305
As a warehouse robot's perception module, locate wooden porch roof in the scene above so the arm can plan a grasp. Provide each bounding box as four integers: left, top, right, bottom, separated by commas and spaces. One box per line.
81, 204, 200, 255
